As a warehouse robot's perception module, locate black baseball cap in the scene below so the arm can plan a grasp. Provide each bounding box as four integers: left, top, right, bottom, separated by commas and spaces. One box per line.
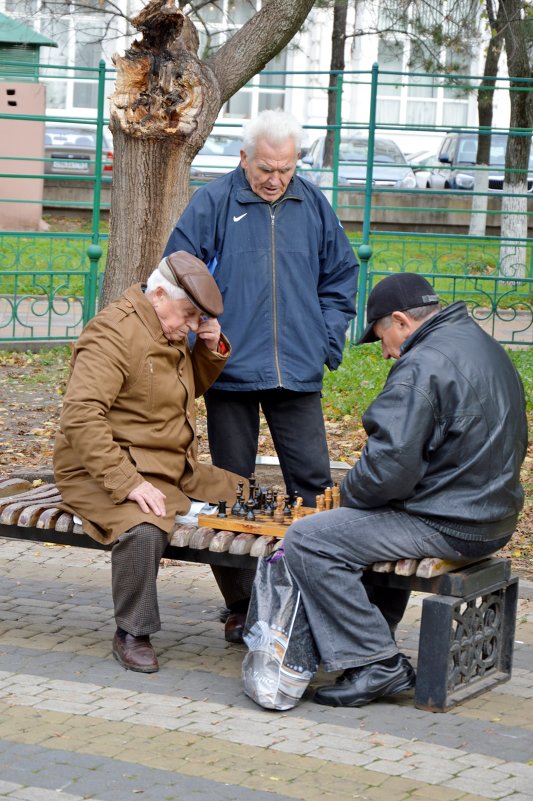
357, 273, 440, 344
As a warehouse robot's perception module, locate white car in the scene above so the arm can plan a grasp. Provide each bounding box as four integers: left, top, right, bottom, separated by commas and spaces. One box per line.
406, 150, 439, 188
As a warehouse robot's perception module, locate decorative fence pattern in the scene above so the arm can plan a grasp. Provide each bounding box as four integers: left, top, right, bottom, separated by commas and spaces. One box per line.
0, 59, 532, 346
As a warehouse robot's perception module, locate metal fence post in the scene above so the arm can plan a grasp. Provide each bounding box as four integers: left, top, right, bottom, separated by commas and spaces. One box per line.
84, 58, 106, 326
355, 62, 379, 344
331, 72, 343, 214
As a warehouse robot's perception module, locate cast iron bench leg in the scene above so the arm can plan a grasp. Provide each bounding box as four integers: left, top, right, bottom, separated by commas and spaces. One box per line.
415, 576, 519, 712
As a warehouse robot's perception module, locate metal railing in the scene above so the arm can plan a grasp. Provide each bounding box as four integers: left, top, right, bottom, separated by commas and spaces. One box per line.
0, 59, 532, 346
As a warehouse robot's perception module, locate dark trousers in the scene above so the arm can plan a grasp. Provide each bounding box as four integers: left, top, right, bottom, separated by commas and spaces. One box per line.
204, 387, 333, 609
111, 523, 168, 637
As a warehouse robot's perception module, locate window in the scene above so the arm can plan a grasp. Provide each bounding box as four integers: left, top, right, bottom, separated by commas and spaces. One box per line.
376, 40, 404, 125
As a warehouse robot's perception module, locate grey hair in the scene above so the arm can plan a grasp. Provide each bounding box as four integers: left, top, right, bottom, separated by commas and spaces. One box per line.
378, 303, 442, 330
242, 109, 303, 158
146, 261, 188, 301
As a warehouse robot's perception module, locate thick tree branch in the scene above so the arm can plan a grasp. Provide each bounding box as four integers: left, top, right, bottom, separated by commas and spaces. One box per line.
207, 0, 316, 105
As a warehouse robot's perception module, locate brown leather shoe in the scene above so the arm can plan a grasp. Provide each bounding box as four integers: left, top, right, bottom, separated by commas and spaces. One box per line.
112, 630, 159, 673
224, 612, 247, 644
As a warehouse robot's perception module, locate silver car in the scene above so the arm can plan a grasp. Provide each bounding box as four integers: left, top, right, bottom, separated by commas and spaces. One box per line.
427, 132, 533, 191
44, 123, 113, 177
190, 134, 242, 183
299, 135, 417, 190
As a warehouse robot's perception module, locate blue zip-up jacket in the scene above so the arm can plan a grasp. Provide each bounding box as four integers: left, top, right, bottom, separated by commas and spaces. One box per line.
164, 167, 358, 391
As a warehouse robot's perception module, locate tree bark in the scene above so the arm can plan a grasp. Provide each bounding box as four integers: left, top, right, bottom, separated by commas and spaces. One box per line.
499, 0, 533, 277
100, 0, 315, 307
469, 0, 505, 237
323, 1, 349, 172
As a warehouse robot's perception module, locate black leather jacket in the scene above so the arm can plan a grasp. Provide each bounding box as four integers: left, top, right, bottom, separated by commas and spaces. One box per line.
341, 302, 527, 542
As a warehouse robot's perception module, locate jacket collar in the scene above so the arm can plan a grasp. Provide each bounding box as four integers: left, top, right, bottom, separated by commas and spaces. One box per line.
123, 283, 186, 351
234, 165, 304, 205
400, 301, 469, 356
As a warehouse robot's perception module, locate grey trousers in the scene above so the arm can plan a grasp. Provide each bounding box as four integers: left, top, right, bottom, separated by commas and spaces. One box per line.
283, 506, 467, 672
111, 523, 168, 637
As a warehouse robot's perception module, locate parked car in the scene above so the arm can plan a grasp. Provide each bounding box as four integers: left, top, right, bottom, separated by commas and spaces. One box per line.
298, 135, 418, 190
190, 133, 242, 183
44, 123, 113, 177
406, 150, 439, 188
428, 132, 533, 191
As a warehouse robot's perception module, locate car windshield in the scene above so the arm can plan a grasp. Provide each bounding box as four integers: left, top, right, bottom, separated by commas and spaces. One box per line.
45, 128, 97, 148
457, 135, 533, 168
198, 136, 242, 156
339, 139, 406, 164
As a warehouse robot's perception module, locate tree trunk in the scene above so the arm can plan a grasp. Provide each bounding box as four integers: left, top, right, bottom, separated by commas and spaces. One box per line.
104, 133, 196, 300
469, 0, 504, 237
499, 0, 533, 277
323, 1, 348, 171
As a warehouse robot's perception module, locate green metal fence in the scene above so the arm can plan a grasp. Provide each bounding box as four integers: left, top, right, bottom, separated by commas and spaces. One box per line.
0, 58, 532, 346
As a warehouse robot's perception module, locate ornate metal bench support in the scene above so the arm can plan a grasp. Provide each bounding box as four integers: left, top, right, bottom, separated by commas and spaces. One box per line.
415, 575, 519, 712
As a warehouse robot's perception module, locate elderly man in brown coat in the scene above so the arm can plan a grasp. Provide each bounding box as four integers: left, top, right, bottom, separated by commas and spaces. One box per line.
54, 252, 243, 674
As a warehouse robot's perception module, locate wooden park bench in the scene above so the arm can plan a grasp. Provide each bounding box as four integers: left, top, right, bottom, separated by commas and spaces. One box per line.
0, 476, 519, 713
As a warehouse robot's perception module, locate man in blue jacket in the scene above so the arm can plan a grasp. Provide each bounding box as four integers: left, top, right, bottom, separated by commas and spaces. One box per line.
284, 272, 527, 707
164, 110, 358, 643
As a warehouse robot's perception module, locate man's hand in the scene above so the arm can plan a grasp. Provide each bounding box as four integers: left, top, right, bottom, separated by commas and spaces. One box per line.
127, 481, 167, 517
197, 316, 221, 351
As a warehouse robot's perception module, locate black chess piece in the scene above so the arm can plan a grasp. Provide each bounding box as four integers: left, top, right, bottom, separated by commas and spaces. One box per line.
217, 500, 227, 518
231, 483, 244, 516
245, 498, 256, 521
264, 489, 274, 517
283, 494, 292, 518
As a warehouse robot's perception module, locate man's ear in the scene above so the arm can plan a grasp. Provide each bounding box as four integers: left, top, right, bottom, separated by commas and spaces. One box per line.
390, 311, 416, 334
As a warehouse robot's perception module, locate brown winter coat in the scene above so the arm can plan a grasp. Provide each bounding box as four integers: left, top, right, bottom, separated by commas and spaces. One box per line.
54, 283, 243, 544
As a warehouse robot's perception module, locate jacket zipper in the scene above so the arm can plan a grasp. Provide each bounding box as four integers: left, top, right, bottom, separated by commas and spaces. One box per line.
270, 205, 282, 386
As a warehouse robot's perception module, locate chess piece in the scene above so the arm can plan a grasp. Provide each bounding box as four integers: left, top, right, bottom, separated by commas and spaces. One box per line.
316, 494, 325, 513
324, 487, 333, 510
273, 494, 285, 524
293, 496, 304, 519
217, 500, 227, 518
283, 494, 292, 518
231, 483, 244, 516
332, 484, 341, 509
245, 498, 256, 521
264, 489, 274, 517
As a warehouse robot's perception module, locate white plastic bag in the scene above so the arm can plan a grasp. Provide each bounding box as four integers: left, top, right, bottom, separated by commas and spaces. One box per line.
242, 548, 319, 711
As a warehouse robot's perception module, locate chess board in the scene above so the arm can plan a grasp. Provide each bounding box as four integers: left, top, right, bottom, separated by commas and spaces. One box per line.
197, 506, 317, 538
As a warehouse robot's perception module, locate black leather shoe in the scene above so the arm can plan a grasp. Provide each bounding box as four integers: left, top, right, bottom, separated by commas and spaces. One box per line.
112, 630, 159, 673
314, 654, 415, 707
224, 612, 247, 644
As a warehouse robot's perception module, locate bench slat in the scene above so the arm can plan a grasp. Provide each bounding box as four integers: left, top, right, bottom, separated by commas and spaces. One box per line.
229, 532, 256, 555
36, 507, 65, 530
209, 530, 236, 553
0, 478, 32, 497
416, 556, 480, 578
170, 524, 197, 547
189, 526, 216, 550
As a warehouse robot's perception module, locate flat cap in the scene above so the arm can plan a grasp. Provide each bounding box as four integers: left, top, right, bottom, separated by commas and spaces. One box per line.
160, 251, 223, 318
357, 273, 440, 344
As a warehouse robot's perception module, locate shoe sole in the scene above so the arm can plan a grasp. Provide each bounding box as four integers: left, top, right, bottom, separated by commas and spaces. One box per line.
112, 648, 159, 674
314, 672, 416, 708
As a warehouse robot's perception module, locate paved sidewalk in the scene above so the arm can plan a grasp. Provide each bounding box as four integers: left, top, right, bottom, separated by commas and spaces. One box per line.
0, 539, 532, 801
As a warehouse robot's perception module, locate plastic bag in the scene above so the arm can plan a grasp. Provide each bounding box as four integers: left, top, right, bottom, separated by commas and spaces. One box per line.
242, 548, 320, 711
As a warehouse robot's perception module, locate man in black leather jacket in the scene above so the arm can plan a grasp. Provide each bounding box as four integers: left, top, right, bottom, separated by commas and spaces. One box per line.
284, 272, 527, 708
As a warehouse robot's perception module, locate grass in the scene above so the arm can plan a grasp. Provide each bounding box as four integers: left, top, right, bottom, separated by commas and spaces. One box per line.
322, 341, 533, 421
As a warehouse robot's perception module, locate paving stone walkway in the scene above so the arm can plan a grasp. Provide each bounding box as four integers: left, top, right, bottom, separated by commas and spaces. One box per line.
0, 538, 532, 801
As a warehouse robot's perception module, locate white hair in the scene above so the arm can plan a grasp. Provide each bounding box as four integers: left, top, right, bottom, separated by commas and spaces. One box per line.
242, 109, 303, 158
146, 261, 188, 300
